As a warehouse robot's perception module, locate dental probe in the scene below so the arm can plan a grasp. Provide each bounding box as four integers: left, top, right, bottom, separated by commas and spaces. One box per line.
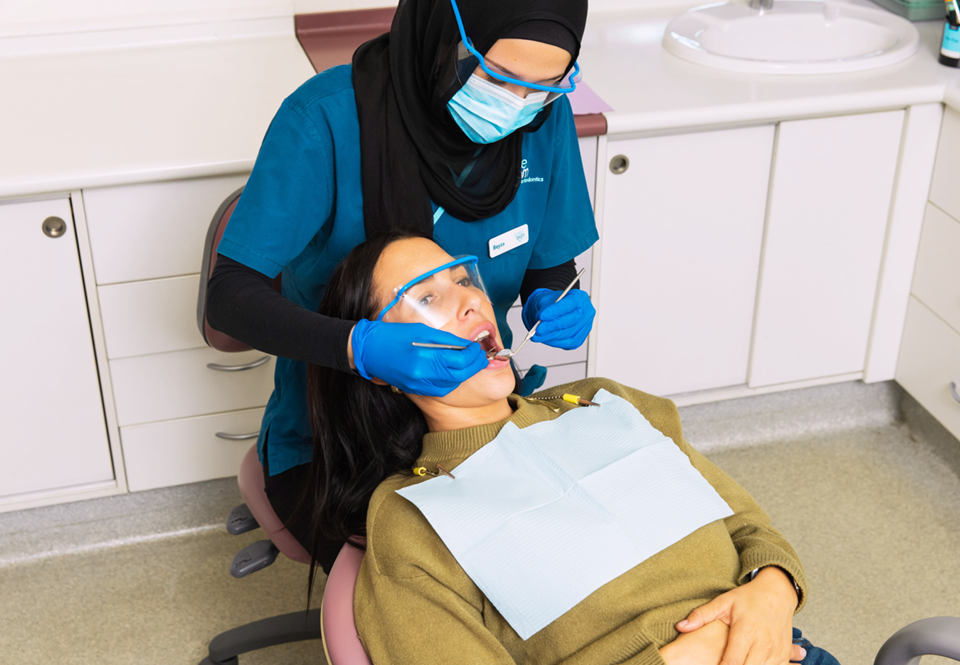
411, 342, 469, 350
494, 267, 586, 361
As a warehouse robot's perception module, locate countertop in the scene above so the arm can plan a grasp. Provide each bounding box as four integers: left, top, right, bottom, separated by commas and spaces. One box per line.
3, 4, 960, 200
0, 18, 316, 199
581, 2, 960, 134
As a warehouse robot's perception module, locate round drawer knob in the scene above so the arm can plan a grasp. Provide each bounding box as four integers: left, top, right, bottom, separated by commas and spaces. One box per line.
609, 155, 630, 175
42, 216, 67, 239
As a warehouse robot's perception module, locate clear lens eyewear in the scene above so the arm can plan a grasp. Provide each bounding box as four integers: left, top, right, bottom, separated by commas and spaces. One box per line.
449, 0, 580, 104
376, 256, 491, 329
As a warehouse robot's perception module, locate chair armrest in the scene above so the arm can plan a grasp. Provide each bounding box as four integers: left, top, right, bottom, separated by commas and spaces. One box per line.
874, 617, 960, 665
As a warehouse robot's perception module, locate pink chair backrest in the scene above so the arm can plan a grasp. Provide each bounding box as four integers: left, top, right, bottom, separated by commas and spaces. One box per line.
322, 540, 373, 665
197, 187, 281, 353
236, 445, 312, 565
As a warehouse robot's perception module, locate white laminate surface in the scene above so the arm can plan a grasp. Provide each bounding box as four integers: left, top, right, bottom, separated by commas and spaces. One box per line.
749, 110, 903, 387
0, 18, 314, 199
2, 4, 960, 201
579, 2, 960, 135
897, 297, 960, 441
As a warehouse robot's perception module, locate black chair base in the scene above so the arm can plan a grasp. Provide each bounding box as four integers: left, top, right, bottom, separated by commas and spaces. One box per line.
200, 608, 322, 665
230, 540, 279, 579
226, 503, 259, 535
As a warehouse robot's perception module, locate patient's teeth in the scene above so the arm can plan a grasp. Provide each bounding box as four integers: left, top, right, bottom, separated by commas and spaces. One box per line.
474, 330, 490, 342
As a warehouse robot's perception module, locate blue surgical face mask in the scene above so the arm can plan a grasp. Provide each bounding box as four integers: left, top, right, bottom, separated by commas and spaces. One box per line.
447, 74, 549, 145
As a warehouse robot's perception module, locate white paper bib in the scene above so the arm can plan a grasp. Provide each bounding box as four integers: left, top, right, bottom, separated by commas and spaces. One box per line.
397, 389, 734, 640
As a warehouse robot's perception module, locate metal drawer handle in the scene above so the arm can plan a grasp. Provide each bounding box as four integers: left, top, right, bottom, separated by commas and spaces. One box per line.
216, 430, 260, 441
207, 355, 271, 372
950, 381, 960, 405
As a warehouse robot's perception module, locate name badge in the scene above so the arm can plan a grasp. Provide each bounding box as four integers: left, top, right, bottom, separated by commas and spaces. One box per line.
488, 224, 529, 258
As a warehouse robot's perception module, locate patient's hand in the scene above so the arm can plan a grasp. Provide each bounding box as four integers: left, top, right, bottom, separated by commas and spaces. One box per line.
659, 619, 729, 665
674, 567, 804, 665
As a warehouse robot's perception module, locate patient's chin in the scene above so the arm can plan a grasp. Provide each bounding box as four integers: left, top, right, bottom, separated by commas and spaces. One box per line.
448, 362, 515, 405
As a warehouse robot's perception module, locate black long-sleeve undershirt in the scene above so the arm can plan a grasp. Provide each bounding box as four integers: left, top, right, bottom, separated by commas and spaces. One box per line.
205, 254, 579, 371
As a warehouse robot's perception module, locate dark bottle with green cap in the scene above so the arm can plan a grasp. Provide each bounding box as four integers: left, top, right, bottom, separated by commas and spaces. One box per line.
941, 0, 960, 67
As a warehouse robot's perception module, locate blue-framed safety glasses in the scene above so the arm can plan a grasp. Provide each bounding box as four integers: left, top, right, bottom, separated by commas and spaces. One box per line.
376, 255, 491, 329
449, 0, 580, 104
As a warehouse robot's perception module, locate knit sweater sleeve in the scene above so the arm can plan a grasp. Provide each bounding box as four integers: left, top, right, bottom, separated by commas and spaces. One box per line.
679, 434, 807, 609
579, 379, 808, 611
355, 480, 519, 665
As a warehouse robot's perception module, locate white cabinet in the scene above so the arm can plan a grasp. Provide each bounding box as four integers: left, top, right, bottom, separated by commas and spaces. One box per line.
897, 108, 960, 441
750, 111, 904, 387
0, 197, 113, 499
929, 106, 960, 224
911, 203, 960, 334
121, 407, 266, 492
594, 111, 908, 398
83, 175, 247, 285
82, 174, 270, 491
594, 125, 774, 395
898, 298, 960, 440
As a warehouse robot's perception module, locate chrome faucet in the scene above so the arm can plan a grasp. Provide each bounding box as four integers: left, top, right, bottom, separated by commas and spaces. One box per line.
748, 0, 774, 9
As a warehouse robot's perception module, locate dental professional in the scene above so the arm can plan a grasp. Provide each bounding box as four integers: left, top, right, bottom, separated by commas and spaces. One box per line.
205, 0, 598, 573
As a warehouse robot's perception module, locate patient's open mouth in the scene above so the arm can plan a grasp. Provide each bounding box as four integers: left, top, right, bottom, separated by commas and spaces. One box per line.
474, 330, 507, 366
474, 330, 498, 354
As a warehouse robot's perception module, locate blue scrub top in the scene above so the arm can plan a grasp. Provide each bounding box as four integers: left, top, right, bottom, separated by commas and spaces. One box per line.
218, 64, 598, 476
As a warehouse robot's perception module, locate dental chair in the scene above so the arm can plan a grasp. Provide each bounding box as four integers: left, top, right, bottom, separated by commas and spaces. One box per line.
194, 191, 960, 665
197, 187, 370, 664
874, 617, 960, 665
313, 545, 960, 665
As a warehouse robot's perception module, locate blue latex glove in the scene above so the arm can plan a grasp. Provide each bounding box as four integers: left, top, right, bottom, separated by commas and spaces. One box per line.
521, 288, 595, 350
351, 319, 488, 396
518, 364, 548, 396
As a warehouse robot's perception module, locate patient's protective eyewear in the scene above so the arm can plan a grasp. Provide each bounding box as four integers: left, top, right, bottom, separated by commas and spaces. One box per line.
376, 256, 491, 329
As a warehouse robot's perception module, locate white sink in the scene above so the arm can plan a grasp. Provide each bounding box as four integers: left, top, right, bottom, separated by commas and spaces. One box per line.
662, 0, 920, 74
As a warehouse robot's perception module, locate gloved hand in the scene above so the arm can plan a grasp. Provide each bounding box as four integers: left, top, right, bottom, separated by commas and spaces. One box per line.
521, 287, 595, 350
351, 319, 488, 396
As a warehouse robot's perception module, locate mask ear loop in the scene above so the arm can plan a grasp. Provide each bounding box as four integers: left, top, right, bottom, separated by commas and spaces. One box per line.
448, 0, 580, 95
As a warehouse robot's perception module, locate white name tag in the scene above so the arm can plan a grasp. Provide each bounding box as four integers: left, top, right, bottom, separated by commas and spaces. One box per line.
488, 224, 529, 258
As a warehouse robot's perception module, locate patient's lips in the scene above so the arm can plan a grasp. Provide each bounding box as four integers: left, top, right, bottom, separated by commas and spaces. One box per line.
469, 324, 510, 370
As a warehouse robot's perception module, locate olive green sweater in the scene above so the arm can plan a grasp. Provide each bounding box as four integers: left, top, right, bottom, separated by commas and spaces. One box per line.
355, 378, 806, 665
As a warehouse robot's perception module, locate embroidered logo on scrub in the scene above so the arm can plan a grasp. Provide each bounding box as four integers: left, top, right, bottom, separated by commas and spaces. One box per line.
520, 159, 544, 184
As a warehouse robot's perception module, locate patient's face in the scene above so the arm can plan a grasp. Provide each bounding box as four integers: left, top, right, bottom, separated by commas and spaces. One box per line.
375, 237, 516, 406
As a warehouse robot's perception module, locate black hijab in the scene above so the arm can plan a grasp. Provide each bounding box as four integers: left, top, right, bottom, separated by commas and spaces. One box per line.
353, 0, 588, 238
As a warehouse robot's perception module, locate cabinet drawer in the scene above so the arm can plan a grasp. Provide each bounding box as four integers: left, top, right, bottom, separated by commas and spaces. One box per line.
929, 107, 960, 224
896, 297, 960, 441
534, 362, 587, 392
505, 306, 588, 371
913, 204, 960, 334
84, 174, 248, 285
110, 347, 275, 426
99, 274, 205, 359
121, 408, 264, 492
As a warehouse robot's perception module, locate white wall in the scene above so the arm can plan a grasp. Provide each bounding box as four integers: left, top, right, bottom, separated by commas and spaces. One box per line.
0, 0, 674, 38
0, 0, 389, 37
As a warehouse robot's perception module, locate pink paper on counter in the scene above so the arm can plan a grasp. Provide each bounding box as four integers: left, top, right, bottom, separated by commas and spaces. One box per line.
568, 81, 613, 116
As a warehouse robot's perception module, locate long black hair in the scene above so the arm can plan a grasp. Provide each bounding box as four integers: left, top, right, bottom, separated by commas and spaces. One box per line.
295, 231, 429, 598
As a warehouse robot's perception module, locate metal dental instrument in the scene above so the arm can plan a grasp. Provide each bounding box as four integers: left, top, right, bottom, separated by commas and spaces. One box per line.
411, 342, 469, 350
410, 268, 585, 361
492, 268, 586, 361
